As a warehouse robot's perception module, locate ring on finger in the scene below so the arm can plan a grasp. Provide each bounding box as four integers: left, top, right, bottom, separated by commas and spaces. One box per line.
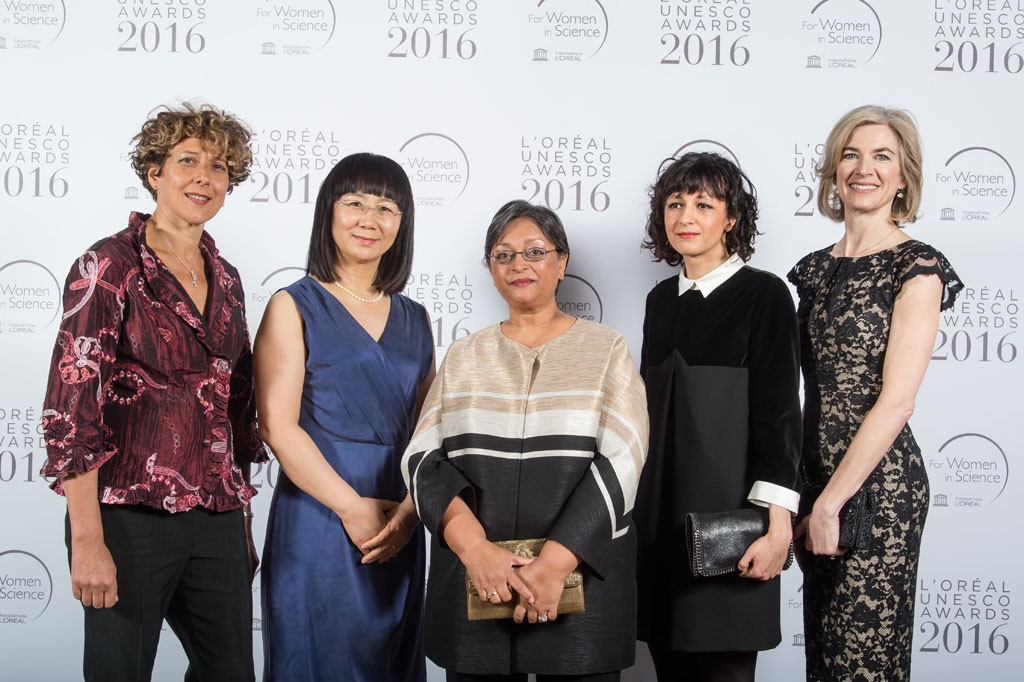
487, 590, 499, 600
538, 613, 548, 623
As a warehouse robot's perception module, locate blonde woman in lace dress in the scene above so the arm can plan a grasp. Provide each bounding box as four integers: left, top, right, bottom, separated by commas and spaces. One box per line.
789, 105, 963, 682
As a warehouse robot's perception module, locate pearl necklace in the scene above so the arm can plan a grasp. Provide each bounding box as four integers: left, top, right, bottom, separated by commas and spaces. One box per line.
151, 218, 201, 287
333, 279, 384, 304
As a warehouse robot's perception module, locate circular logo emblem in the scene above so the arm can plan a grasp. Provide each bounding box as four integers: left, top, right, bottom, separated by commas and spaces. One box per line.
0, 0, 66, 49
800, 0, 882, 70
526, 0, 609, 62
930, 433, 1009, 508
935, 147, 1016, 222
0, 550, 54, 624
398, 133, 471, 207
0, 260, 62, 334
670, 139, 741, 167
253, 0, 337, 55
556, 274, 603, 322
247, 266, 306, 329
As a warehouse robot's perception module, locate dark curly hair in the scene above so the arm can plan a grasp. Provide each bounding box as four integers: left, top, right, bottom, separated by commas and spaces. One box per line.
642, 152, 760, 265
130, 102, 253, 200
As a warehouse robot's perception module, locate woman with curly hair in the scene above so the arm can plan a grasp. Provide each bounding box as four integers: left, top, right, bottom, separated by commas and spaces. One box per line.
634, 152, 802, 682
40, 102, 265, 681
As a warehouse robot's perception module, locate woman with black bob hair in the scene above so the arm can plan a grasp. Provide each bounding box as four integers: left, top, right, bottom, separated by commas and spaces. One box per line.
305, 152, 416, 294
256, 152, 435, 681
635, 152, 802, 682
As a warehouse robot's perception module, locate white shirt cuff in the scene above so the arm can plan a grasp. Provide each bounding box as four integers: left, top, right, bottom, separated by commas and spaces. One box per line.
747, 481, 799, 515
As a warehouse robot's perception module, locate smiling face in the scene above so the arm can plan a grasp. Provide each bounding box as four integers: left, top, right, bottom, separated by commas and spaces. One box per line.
331, 191, 401, 269
663, 190, 734, 277
835, 123, 906, 221
147, 137, 230, 228
488, 217, 568, 312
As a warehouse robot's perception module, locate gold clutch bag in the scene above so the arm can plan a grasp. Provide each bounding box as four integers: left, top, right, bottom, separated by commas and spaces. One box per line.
465, 538, 585, 621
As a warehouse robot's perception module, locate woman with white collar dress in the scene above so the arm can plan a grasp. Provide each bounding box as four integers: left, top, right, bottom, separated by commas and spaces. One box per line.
635, 152, 802, 682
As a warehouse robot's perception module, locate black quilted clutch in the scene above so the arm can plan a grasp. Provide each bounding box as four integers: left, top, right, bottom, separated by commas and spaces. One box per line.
684, 508, 795, 578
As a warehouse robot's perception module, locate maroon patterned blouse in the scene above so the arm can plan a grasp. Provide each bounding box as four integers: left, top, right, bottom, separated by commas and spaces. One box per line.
40, 212, 268, 513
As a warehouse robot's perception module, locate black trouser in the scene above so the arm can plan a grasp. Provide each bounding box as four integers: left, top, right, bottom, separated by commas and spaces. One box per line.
646, 644, 757, 682
66, 505, 255, 682
447, 672, 620, 682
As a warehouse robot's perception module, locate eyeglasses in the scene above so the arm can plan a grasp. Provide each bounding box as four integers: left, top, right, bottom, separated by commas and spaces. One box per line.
487, 247, 557, 265
336, 199, 402, 220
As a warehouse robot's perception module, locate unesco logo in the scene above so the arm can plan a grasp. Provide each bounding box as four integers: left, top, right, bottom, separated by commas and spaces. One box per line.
929, 433, 1009, 509
800, 0, 882, 70
556, 274, 602, 322
793, 140, 825, 217
934, 147, 1016, 222
254, 0, 337, 56
527, 0, 609, 63
519, 133, 613, 213
385, 0, 479, 60
0, 550, 54, 624
917, 574, 1011, 656
0, 260, 61, 335
247, 266, 306, 329
115, 0, 208, 53
932, 0, 1024, 74
671, 139, 741, 167
406, 271, 475, 350
657, 0, 753, 67
398, 133, 470, 208
248, 126, 344, 204
0, 0, 65, 49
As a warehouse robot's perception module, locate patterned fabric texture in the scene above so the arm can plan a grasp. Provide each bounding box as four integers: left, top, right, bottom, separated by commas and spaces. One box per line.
41, 212, 267, 512
789, 240, 962, 682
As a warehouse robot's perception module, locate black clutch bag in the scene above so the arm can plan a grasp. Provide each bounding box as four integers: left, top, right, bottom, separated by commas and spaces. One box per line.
684, 508, 794, 578
836, 488, 876, 549
802, 485, 877, 550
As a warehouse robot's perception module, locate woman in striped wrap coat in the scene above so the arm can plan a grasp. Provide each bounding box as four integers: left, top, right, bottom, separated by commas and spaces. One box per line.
402, 200, 649, 681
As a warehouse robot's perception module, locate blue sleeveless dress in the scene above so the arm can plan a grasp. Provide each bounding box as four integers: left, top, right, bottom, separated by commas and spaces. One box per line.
261, 277, 433, 682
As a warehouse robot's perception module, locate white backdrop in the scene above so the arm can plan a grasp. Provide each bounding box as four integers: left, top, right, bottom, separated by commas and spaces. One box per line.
1, 1, 1021, 680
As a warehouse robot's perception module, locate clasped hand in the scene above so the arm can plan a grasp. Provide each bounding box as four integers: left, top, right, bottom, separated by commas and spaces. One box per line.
512, 559, 567, 624
462, 540, 535, 609
338, 497, 415, 565
738, 529, 792, 580
793, 508, 846, 561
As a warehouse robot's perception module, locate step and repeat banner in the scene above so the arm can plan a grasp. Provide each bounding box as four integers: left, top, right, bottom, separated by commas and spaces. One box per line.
1, 1, 1020, 680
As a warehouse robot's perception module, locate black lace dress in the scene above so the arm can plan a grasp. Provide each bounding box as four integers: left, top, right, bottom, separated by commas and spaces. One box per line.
788, 240, 962, 682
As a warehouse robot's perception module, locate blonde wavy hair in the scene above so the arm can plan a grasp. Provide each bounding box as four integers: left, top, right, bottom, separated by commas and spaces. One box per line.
816, 105, 923, 226
130, 102, 253, 200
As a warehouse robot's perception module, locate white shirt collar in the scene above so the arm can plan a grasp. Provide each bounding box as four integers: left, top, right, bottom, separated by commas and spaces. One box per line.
678, 253, 744, 297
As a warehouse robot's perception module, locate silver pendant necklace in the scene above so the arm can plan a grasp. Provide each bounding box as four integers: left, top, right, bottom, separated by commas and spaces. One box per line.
151, 218, 201, 287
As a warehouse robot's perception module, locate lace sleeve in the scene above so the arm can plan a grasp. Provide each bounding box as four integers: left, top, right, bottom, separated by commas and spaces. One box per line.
787, 250, 817, 299
894, 242, 964, 311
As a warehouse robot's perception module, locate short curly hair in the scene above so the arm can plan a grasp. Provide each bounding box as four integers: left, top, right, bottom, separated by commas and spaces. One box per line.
642, 152, 760, 265
130, 102, 253, 200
